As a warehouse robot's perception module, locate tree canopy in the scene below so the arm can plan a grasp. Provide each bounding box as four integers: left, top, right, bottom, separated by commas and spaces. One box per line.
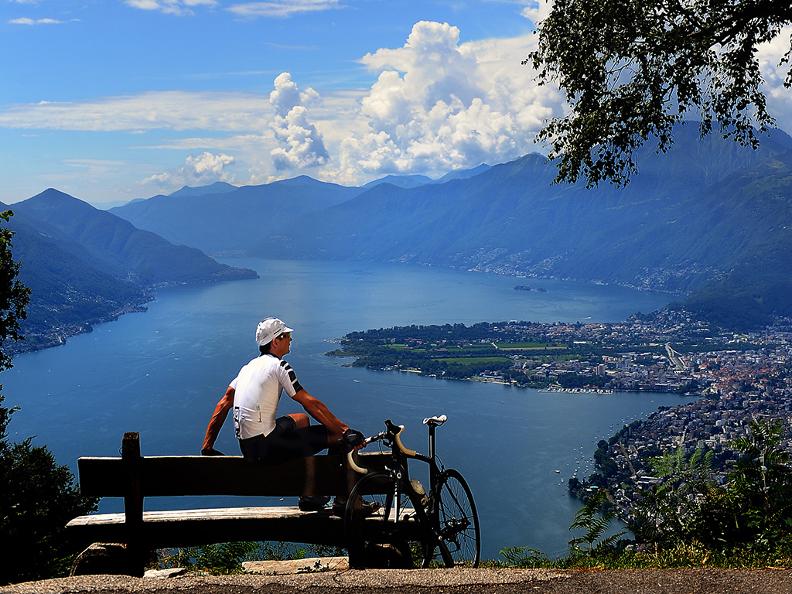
0, 210, 29, 371
0, 211, 96, 585
528, 0, 792, 186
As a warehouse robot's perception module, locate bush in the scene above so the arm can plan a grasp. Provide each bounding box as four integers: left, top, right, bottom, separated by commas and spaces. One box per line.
0, 396, 98, 584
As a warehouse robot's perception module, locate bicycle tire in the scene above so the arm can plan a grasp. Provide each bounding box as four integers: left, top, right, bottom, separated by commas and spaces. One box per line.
435, 468, 481, 567
343, 471, 434, 568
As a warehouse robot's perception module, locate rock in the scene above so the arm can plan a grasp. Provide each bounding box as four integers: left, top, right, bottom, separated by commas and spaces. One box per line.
144, 567, 188, 578
242, 556, 349, 575
70, 543, 130, 576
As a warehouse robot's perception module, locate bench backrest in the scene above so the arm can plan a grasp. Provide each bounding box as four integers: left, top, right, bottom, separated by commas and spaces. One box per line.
78, 454, 350, 497
77, 432, 388, 500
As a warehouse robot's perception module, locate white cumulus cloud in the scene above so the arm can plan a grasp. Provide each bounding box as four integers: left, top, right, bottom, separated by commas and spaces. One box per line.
520, 0, 553, 26
268, 72, 329, 171
330, 20, 564, 182
757, 26, 792, 134
144, 152, 236, 189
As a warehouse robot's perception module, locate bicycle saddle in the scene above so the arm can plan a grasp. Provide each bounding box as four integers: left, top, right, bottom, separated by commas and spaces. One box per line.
422, 414, 447, 426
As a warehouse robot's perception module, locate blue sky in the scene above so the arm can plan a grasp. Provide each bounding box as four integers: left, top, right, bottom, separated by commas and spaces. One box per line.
1, 1, 791, 206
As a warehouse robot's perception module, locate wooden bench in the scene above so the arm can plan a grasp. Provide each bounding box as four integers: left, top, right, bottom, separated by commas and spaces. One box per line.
67, 432, 391, 575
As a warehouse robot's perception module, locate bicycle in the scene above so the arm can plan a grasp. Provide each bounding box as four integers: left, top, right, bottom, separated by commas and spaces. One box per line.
344, 415, 480, 568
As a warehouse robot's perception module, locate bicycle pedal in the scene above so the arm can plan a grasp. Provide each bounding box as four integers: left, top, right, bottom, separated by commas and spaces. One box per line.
410, 479, 426, 496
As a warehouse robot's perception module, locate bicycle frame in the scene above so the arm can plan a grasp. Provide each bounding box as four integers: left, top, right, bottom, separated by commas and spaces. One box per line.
353, 419, 444, 533
345, 417, 480, 568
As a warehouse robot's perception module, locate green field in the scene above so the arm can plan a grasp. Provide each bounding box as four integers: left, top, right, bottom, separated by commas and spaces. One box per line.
442, 345, 496, 353
495, 342, 568, 350
437, 356, 512, 365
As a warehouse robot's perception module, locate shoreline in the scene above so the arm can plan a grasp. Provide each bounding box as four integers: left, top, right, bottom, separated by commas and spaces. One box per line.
9, 272, 258, 357
347, 363, 702, 397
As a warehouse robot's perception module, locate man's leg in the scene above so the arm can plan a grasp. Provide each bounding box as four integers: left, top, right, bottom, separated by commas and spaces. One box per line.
287, 413, 344, 447
268, 417, 332, 511
287, 413, 310, 429
275, 419, 372, 516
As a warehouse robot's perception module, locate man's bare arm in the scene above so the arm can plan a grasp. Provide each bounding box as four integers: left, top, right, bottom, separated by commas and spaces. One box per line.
292, 389, 349, 440
201, 386, 234, 453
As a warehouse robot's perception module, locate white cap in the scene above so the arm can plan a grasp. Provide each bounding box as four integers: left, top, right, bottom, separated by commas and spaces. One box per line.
255, 317, 294, 346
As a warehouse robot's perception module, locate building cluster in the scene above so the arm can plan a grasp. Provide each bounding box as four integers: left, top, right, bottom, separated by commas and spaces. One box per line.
483, 310, 790, 395
578, 338, 792, 519
341, 310, 792, 522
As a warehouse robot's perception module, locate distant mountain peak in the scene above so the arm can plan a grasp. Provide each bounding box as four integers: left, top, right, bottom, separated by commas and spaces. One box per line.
34, 188, 77, 200
364, 174, 433, 190
433, 163, 492, 184
273, 175, 322, 186
26, 188, 95, 210
168, 181, 237, 199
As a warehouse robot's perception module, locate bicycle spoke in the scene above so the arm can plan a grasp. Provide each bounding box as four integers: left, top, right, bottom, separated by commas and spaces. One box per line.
435, 469, 480, 567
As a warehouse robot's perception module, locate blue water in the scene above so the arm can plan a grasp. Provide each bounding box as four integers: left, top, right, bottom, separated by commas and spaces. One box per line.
2, 259, 687, 559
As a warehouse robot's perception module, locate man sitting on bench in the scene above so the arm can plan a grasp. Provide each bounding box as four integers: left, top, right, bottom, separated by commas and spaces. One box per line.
201, 317, 364, 512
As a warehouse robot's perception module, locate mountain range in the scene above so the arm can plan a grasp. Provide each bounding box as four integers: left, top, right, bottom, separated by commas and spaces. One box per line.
8, 122, 792, 342
3, 189, 256, 351
109, 123, 792, 330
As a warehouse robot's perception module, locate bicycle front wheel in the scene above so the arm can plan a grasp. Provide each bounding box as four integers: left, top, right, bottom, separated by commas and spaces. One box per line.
344, 471, 433, 568
436, 468, 480, 567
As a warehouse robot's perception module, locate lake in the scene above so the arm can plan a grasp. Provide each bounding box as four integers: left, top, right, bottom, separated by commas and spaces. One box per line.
2, 258, 688, 559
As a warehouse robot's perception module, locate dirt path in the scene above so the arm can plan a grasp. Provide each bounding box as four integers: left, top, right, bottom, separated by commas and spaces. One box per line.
3, 568, 792, 594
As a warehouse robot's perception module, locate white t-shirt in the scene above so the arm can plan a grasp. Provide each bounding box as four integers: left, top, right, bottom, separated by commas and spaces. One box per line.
230, 354, 303, 440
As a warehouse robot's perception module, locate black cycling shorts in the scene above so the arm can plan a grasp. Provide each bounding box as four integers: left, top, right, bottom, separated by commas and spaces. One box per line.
238, 416, 329, 463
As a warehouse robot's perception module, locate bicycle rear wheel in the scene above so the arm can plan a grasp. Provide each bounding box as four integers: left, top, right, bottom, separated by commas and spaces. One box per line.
344, 471, 433, 568
435, 468, 480, 567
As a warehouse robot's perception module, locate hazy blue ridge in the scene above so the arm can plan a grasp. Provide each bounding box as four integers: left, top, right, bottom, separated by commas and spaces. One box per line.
432, 162, 491, 183
15, 189, 257, 285
251, 124, 792, 329
3, 189, 258, 351
168, 181, 238, 199
110, 175, 362, 255
363, 174, 434, 189
362, 164, 491, 189
4, 209, 146, 350
106, 122, 792, 330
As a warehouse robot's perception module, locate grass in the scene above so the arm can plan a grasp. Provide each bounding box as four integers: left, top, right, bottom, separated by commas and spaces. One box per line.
497, 543, 792, 569
443, 345, 494, 353
437, 356, 512, 365
495, 342, 568, 350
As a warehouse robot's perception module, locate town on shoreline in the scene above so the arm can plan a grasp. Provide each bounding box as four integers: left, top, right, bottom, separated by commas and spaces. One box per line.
329, 308, 792, 519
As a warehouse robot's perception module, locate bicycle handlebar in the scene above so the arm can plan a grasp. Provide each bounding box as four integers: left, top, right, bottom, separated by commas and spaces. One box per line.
384, 419, 417, 458
346, 419, 421, 474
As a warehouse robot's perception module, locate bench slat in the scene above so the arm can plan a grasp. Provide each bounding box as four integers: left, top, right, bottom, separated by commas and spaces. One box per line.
78, 455, 355, 497
66, 505, 420, 549
67, 506, 316, 526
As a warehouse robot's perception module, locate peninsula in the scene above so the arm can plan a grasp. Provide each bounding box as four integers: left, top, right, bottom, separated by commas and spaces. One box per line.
330, 308, 792, 524
327, 308, 762, 394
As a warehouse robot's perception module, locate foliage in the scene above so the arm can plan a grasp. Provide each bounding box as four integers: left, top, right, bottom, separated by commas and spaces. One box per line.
158, 542, 261, 574
707, 419, 792, 552
502, 419, 792, 570
158, 541, 315, 574
498, 546, 551, 568
0, 415, 99, 584
631, 447, 716, 548
631, 420, 792, 558
568, 489, 625, 554
0, 211, 97, 585
0, 210, 29, 369
528, 0, 792, 186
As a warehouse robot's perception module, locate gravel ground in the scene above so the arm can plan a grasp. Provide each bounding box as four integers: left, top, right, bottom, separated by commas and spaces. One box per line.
3, 569, 792, 594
